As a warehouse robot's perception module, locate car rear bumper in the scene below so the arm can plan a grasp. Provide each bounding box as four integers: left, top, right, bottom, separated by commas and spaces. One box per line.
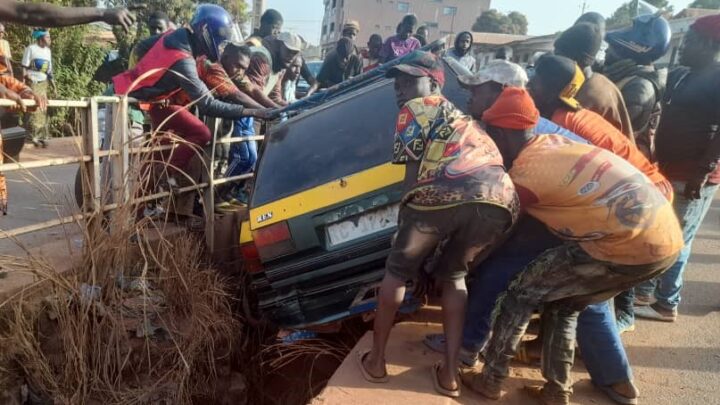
252, 234, 399, 328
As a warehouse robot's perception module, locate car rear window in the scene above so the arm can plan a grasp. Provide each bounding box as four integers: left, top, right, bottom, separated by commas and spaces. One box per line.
251, 61, 469, 207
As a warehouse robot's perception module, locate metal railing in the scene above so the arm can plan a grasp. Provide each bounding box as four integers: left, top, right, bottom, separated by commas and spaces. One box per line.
0, 96, 260, 251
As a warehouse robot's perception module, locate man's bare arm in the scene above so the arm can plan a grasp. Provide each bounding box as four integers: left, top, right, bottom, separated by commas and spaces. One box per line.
0, 1, 139, 32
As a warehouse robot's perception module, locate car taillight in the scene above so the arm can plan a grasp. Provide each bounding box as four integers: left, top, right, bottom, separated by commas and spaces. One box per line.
252, 221, 295, 261
240, 242, 263, 273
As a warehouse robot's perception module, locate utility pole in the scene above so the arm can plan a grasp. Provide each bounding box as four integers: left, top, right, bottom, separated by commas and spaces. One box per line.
252, 0, 265, 32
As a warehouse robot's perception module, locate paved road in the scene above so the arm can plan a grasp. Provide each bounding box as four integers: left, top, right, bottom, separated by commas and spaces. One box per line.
1, 139, 81, 252
619, 194, 720, 405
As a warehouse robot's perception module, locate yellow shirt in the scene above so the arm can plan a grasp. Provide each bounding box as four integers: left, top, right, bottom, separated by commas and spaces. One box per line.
511, 135, 683, 265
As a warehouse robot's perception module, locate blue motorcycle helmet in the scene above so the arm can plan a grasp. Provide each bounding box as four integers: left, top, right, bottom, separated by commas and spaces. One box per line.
190, 4, 237, 62
605, 14, 671, 65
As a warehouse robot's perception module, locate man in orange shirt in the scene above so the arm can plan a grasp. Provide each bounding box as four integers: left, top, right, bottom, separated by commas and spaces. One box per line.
528, 54, 673, 202
0, 74, 47, 214
462, 87, 683, 405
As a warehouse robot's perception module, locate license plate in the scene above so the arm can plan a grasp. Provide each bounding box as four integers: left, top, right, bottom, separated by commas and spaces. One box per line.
326, 205, 399, 247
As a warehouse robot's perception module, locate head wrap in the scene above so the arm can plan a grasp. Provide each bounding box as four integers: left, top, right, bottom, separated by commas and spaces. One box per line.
336, 37, 354, 59
690, 14, 720, 43
32, 28, 49, 41
482, 87, 540, 130
343, 20, 360, 33
554, 22, 602, 67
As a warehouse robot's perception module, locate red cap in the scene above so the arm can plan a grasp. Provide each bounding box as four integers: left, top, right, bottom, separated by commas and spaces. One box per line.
690, 14, 720, 43
482, 87, 540, 130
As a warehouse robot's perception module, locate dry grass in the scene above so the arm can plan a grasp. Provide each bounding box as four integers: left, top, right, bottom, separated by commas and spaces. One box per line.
0, 103, 240, 404
0, 207, 240, 404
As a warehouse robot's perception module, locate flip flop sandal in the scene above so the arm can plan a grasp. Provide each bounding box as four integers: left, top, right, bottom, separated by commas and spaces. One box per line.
357, 349, 389, 383
432, 361, 461, 398
595, 384, 639, 405
424, 334, 481, 368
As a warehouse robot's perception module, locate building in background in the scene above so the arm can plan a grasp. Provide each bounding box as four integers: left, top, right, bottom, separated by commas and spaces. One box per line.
470, 32, 532, 67
320, 0, 491, 55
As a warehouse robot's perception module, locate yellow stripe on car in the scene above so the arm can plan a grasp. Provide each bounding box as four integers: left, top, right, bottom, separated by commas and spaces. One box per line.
240, 221, 253, 244
249, 163, 405, 229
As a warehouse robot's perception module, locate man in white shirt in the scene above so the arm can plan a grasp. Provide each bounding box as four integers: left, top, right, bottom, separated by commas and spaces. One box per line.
22, 28, 54, 147
446, 31, 476, 73
282, 53, 303, 104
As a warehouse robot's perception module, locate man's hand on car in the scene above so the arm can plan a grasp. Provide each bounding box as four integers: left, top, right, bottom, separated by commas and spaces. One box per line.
248, 108, 280, 120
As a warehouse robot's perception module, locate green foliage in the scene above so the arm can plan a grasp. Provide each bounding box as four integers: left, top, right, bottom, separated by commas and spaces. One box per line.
6, 3, 109, 136
689, 0, 720, 9
108, 0, 250, 76
472, 9, 529, 35
607, 0, 672, 28
3, 0, 248, 137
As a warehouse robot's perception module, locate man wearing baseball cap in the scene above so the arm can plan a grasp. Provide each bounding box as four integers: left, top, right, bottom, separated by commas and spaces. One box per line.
458, 59, 587, 144
462, 87, 683, 405
243, 31, 302, 107
358, 51, 518, 398
528, 54, 673, 202
634, 14, 720, 323
426, 59, 641, 405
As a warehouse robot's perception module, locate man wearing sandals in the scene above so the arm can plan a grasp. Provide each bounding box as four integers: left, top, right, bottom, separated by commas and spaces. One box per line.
426, 59, 644, 404
358, 51, 518, 397
462, 87, 683, 405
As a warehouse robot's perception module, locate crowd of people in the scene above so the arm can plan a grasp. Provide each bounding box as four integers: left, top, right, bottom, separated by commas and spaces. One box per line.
352, 11, 720, 405
0, 4, 718, 405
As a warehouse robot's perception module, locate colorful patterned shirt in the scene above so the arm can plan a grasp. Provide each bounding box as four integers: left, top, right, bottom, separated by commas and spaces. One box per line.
392, 95, 519, 218
510, 134, 683, 265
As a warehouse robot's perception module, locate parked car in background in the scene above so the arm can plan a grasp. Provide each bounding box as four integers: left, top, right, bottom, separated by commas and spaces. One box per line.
240, 57, 471, 329
295, 60, 322, 99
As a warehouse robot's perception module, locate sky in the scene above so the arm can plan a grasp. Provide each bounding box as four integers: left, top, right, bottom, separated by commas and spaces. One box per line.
263, 0, 696, 45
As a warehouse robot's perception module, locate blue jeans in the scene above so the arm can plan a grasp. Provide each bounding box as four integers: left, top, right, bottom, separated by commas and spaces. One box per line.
635, 181, 719, 310
464, 217, 632, 386
225, 117, 257, 178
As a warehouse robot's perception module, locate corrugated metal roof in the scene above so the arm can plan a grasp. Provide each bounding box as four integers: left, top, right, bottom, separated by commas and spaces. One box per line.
470, 32, 531, 45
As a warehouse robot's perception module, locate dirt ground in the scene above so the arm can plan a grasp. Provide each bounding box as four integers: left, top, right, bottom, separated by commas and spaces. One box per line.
313, 195, 720, 405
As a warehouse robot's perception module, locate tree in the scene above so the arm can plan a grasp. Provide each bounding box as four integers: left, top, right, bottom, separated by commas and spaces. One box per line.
689, 0, 720, 9
472, 9, 529, 35
507, 12, 529, 35
607, 0, 672, 28
107, 0, 249, 80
